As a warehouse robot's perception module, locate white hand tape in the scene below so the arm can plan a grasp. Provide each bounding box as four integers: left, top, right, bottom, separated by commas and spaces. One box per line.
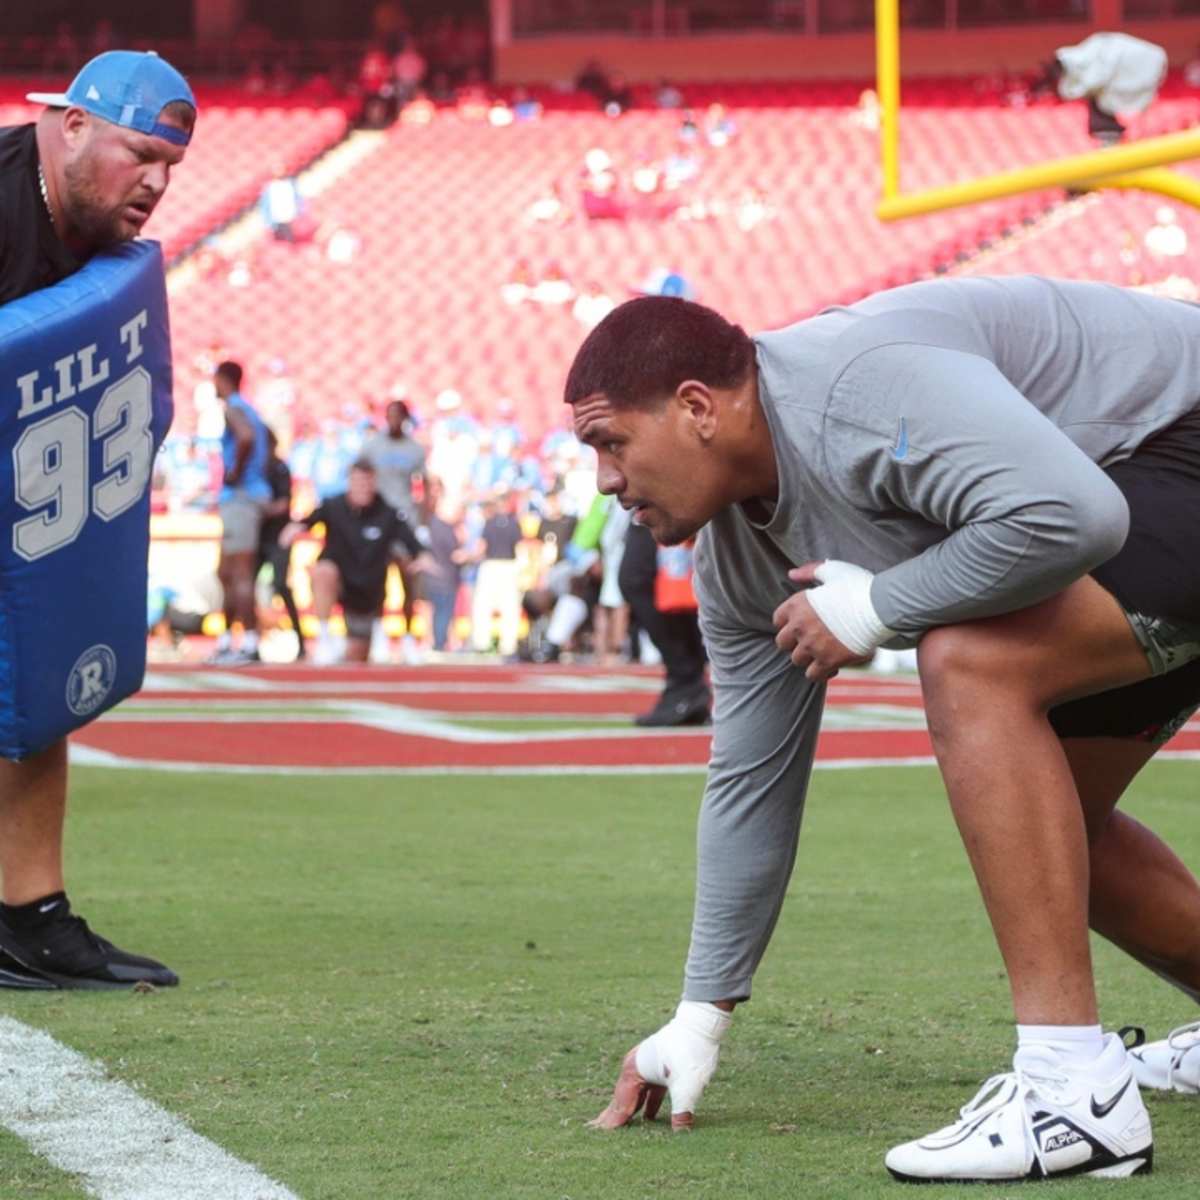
635, 1001, 731, 1115
804, 560, 897, 657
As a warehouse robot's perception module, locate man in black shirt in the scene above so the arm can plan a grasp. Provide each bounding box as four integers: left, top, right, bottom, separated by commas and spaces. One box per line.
282, 459, 428, 664
470, 488, 525, 656
0, 50, 194, 991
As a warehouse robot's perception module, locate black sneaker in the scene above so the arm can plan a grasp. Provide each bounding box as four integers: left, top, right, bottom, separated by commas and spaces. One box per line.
634, 682, 711, 727
0, 899, 179, 991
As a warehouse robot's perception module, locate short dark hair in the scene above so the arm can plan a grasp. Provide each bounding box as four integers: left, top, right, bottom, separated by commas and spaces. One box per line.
564, 296, 754, 410
350, 458, 377, 475
160, 99, 197, 136
215, 360, 243, 389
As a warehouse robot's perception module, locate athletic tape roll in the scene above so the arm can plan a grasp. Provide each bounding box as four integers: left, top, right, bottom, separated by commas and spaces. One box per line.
0, 241, 174, 759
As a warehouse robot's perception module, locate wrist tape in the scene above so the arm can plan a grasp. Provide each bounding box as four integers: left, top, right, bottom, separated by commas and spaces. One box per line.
804, 560, 897, 657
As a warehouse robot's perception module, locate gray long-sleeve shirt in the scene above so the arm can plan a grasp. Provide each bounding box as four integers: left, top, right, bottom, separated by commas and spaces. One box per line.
684, 275, 1200, 1001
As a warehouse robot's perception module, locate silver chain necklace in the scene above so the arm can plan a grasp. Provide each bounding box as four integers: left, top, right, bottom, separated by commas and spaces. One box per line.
36, 162, 56, 228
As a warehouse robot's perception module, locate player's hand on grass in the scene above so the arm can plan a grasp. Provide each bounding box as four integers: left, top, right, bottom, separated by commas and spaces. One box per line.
774, 560, 893, 680
588, 1001, 731, 1133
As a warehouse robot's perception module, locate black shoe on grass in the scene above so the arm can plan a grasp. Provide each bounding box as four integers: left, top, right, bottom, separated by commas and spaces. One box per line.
0, 897, 179, 991
634, 682, 712, 727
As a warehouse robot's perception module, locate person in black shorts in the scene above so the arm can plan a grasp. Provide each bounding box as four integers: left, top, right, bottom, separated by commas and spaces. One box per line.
282, 459, 427, 664
569, 283, 1200, 1175
258, 429, 306, 661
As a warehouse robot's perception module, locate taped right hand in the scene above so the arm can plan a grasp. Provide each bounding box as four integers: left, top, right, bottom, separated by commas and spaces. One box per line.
588, 1001, 731, 1132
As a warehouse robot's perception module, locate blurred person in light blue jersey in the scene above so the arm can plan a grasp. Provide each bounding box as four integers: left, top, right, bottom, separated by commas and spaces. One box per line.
362, 398, 427, 658
212, 359, 271, 664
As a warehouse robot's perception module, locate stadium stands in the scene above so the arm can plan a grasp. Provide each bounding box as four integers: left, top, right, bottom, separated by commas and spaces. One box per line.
0, 96, 350, 262
8, 78, 1200, 439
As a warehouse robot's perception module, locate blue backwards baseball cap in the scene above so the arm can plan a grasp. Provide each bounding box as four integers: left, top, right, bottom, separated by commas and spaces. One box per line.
27, 50, 195, 147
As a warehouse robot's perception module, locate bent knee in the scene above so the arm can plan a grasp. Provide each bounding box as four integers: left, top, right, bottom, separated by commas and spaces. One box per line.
918, 624, 1048, 712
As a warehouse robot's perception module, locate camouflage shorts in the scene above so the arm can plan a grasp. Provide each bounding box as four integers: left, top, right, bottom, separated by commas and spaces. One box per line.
1121, 610, 1200, 744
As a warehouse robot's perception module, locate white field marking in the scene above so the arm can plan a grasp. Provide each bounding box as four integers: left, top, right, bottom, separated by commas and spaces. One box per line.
532, 673, 662, 693
140, 671, 276, 693
102, 700, 925, 737
818, 705, 927, 729
97, 700, 717, 745
0, 1016, 300, 1200
143, 668, 918, 699
141, 678, 663, 696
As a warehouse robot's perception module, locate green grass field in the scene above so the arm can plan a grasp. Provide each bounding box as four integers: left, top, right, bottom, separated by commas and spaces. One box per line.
2, 762, 1198, 1198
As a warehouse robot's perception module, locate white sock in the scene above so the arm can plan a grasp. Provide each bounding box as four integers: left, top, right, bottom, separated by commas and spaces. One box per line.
318, 621, 331, 640
1017, 1023, 1106, 1071
546, 593, 588, 646
242, 630, 259, 653
216, 630, 233, 652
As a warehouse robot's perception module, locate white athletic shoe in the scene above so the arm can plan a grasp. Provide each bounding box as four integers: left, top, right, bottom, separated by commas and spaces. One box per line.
313, 634, 341, 666
885, 1035, 1153, 1182
368, 621, 392, 664
1128, 1022, 1200, 1095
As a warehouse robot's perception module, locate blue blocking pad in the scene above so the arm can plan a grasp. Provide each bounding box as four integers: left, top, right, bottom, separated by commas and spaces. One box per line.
0, 241, 174, 759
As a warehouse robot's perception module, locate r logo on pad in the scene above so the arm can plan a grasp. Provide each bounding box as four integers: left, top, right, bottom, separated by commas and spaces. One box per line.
66, 644, 117, 717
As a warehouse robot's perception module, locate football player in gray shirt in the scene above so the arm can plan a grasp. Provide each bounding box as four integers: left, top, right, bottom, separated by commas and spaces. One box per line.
567, 275, 1200, 1182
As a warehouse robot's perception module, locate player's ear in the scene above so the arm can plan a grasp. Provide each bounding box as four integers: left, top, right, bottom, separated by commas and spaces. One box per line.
676, 379, 718, 440
60, 106, 91, 150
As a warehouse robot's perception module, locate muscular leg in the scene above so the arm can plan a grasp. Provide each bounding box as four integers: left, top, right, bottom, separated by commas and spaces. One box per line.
397, 560, 417, 634
217, 552, 237, 635
226, 550, 258, 633
0, 739, 68, 905
918, 577, 1152, 1025
310, 559, 340, 621
1066, 737, 1200, 1004
266, 544, 304, 649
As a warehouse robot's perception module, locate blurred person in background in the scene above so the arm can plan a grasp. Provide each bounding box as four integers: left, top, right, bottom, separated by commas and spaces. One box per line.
619, 522, 710, 726
422, 481, 468, 653
259, 429, 306, 662
282, 460, 427, 665
470, 487, 524, 656
213, 359, 271, 665
519, 491, 607, 664
306, 419, 359, 502
260, 163, 303, 242
394, 36, 427, 105
362, 397, 428, 661
534, 487, 577, 558
594, 499, 633, 666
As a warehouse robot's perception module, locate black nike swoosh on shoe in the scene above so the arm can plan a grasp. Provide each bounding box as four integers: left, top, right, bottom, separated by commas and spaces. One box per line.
1091, 1076, 1133, 1119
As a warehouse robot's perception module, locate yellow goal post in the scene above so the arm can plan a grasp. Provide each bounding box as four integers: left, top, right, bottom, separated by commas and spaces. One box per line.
875, 0, 1200, 221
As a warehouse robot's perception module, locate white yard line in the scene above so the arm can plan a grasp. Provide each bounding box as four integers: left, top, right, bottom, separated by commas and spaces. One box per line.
143, 679, 662, 696
0, 1016, 299, 1200
140, 672, 277, 693
108, 701, 926, 735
